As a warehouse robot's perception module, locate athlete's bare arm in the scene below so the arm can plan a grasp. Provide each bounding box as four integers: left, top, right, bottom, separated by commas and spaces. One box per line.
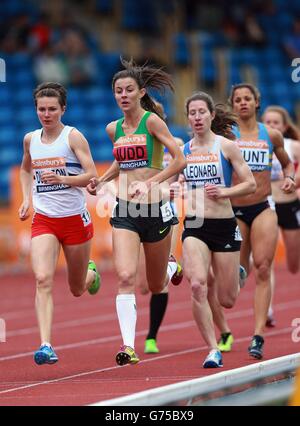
19, 133, 33, 220
292, 141, 300, 188
146, 114, 186, 185
269, 127, 296, 193
87, 121, 120, 195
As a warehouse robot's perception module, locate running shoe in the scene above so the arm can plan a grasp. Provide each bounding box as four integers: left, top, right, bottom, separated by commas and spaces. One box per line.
218, 332, 234, 352
88, 260, 101, 295
248, 335, 264, 359
169, 254, 183, 286
116, 345, 140, 366
239, 265, 247, 289
203, 349, 223, 368
34, 344, 58, 365
266, 313, 276, 328
144, 338, 159, 354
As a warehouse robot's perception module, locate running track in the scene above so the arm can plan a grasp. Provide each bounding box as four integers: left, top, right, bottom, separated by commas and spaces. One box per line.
0, 266, 299, 406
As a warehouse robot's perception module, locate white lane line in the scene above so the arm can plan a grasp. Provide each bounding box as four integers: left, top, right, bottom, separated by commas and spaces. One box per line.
4, 298, 300, 339
2, 299, 300, 361
4, 301, 190, 338
0, 327, 294, 397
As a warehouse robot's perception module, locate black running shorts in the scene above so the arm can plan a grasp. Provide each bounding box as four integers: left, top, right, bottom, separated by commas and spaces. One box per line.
110, 198, 179, 243
182, 216, 242, 252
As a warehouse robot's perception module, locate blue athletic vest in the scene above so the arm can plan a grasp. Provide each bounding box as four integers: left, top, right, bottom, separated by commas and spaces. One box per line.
232, 123, 273, 172
182, 136, 232, 189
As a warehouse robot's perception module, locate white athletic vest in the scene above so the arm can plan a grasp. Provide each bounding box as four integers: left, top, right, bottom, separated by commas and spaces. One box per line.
183, 136, 232, 189
30, 126, 86, 217
271, 138, 293, 182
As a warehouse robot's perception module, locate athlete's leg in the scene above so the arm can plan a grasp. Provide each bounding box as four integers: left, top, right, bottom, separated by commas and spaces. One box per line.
207, 268, 231, 333
209, 220, 250, 337
31, 234, 60, 344
251, 208, 279, 336
266, 262, 276, 327
136, 244, 168, 354
281, 229, 300, 274
183, 237, 218, 349
212, 251, 240, 309
236, 219, 252, 274
143, 225, 180, 352
113, 228, 140, 353
136, 245, 149, 295
170, 222, 180, 255
143, 231, 172, 294
62, 240, 95, 297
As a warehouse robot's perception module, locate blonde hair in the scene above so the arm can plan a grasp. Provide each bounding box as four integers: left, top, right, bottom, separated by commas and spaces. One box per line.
262, 105, 300, 140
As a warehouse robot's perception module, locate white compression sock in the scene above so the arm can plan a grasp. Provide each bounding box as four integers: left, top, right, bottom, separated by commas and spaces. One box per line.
167, 260, 177, 282
116, 294, 137, 349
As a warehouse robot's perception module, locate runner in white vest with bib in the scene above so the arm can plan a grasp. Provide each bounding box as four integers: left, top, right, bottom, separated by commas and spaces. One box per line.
19, 82, 100, 366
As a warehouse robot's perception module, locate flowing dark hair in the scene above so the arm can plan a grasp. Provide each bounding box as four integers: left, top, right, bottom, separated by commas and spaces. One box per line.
33, 82, 67, 108
185, 92, 238, 140
262, 105, 300, 140
228, 83, 261, 111
112, 57, 174, 119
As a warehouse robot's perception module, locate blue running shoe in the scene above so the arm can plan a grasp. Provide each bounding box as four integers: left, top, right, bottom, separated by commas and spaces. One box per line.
239, 265, 247, 289
34, 344, 58, 365
203, 349, 223, 368
248, 335, 264, 359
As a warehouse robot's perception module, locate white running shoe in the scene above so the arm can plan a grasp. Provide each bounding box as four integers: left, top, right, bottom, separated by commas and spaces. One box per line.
203, 349, 223, 368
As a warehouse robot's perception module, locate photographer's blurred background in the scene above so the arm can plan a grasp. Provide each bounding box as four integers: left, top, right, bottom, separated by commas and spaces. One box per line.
0, 0, 299, 271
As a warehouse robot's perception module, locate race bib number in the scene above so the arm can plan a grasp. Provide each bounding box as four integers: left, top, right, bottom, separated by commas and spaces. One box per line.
160, 201, 174, 223
81, 209, 91, 227
113, 134, 148, 170
184, 153, 222, 186
32, 157, 70, 192
237, 140, 270, 171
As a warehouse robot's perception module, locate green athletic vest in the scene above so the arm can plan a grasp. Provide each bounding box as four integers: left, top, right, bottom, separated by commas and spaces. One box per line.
113, 111, 164, 170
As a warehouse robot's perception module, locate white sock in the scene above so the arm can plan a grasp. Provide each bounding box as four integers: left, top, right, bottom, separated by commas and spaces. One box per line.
41, 342, 51, 348
116, 294, 137, 349
268, 306, 273, 316
167, 260, 177, 282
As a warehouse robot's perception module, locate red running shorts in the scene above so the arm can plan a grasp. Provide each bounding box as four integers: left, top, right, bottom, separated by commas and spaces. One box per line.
31, 211, 94, 245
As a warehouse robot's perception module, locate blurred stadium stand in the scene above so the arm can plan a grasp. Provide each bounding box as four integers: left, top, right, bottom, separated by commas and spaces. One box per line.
0, 0, 300, 202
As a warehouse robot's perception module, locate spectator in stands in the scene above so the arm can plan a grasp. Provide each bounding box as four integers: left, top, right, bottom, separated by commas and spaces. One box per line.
223, 3, 266, 47
34, 45, 68, 85
57, 29, 97, 86
242, 11, 266, 47
0, 13, 31, 53
28, 12, 52, 52
283, 17, 300, 60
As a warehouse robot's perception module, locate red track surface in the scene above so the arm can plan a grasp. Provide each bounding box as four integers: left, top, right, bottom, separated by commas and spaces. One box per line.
0, 266, 299, 406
